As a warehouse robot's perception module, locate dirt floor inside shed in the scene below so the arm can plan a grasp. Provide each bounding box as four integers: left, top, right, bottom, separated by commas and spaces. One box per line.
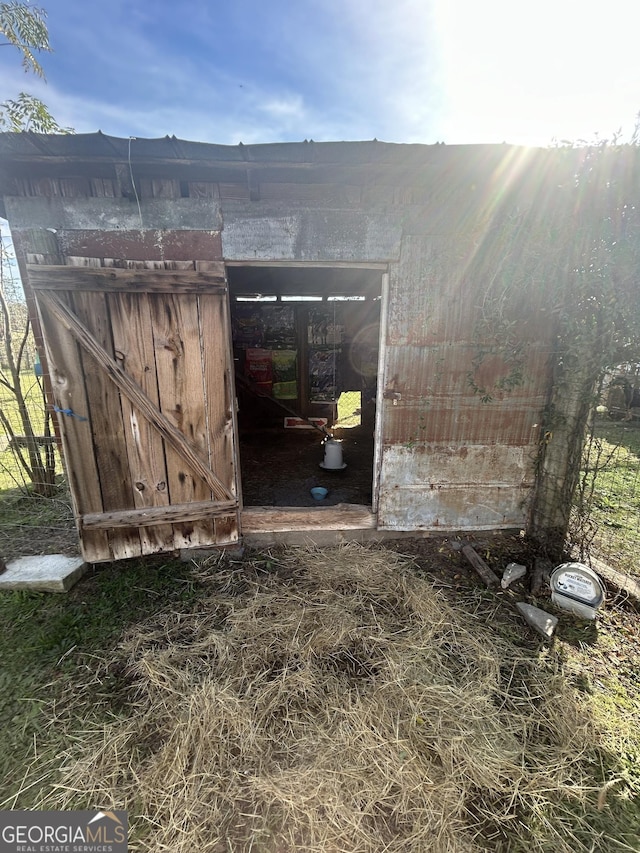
238, 424, 374, 506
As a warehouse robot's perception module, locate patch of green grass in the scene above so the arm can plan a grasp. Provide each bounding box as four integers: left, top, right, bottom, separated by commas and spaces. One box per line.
0, 476, 208, 808
577, 422, 640, 576
0, 485, 75, 561
557, 644, 640, 848
334, 390, 361, 428
482, 608, 640, 851
595, 420, 640, 457
0, 555, 209, 808
0, 371, 59, 491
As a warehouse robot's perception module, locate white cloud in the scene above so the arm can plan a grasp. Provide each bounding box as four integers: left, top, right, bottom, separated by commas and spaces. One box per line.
260, 95, 306, 120
3, 0, 638, 148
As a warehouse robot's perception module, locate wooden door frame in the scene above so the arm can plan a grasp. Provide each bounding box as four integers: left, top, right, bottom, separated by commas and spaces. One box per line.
371, 271, 390, 516
225, 260, 388, 535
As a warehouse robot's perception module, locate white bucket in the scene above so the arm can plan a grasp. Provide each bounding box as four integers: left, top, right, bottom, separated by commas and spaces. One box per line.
323, 439, 344, 469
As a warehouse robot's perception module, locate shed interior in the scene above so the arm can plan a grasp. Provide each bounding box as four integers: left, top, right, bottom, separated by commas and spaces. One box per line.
226, 265, 383, 508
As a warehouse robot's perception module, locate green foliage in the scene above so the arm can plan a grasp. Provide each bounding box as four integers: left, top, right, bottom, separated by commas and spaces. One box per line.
468, 139, 640, 382
403, 410, 428, 449
463, 134, 640, 550
572, 421, 640, 574
0, 6, 70, 486
0, 91, 70, 132
562, 150, 640, 372
0, 2, 72, 133
0, 1, 50, 76
1, 230, 57, 495
467, 314, 526, 403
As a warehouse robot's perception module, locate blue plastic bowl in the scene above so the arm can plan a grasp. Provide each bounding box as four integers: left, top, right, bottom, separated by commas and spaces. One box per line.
311, 487, 328, 500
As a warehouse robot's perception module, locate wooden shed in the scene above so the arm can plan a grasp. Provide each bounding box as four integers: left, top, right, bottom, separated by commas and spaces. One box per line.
0, 134, 574, 561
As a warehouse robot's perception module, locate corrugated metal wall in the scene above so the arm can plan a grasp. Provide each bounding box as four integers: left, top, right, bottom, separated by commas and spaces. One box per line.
377, 232, 551, 531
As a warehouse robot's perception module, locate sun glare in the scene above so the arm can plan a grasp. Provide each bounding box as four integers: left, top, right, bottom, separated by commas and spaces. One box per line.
432, 0, 640, 146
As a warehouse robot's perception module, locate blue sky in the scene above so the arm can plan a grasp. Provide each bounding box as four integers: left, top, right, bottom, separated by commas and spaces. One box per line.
2, 0, 640, 146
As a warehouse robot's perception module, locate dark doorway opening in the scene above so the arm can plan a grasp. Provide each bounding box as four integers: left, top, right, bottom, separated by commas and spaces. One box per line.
226, 265, 383, 508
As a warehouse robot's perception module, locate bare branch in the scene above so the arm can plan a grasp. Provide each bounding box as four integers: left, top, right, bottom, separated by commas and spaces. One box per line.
15, 313, 31, 374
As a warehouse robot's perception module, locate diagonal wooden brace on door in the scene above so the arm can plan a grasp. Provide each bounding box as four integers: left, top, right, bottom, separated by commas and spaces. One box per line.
39, 290, 236, 504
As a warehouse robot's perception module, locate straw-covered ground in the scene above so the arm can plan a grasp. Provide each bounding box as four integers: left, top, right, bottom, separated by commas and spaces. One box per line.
7, 541, 636, 853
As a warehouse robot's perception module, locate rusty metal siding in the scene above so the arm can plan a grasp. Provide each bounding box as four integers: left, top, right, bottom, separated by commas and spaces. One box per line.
381, 343, 549, 445
377, 233, 552, 531
56, 230, 223, 262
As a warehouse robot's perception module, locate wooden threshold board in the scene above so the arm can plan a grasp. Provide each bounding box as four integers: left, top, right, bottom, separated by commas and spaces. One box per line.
241, 504, 376, 533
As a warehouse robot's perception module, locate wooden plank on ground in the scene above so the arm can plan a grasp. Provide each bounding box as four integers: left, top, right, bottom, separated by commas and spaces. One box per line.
461, 544, 500, 588
584, 555, 640, 605
242, 505, 376, 533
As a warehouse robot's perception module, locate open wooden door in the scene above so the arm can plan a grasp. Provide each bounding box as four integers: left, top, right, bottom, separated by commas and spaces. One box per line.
28, 265, 240, 562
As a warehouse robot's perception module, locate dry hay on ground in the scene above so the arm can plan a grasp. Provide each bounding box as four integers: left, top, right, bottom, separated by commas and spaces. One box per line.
49, 544, 598, 852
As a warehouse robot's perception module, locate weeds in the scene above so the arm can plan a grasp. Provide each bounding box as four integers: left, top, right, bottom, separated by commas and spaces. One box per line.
572, 420, 640, 577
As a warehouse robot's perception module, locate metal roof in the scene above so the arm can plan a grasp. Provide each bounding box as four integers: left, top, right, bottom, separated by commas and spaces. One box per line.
0, 131, 526, 168
6, 132, 635, 217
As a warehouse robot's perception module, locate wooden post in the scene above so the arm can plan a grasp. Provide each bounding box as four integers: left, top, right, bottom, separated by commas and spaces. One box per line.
528, 351, 599, 559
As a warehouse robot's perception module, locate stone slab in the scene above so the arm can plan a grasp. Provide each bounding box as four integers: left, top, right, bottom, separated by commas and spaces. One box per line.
0, 554, 87, 593
516, 602, 558, 639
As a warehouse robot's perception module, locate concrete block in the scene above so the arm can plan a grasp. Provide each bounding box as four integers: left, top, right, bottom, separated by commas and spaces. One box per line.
0, 554, 87, 593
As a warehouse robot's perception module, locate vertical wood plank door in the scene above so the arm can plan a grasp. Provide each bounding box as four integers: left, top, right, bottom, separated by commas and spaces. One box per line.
29, 267, 240, 562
